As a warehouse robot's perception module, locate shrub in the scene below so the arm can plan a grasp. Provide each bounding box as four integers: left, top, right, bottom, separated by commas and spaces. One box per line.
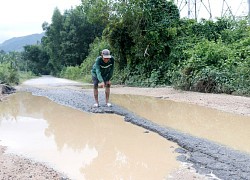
0, 62, 19, 85
19, 71, 36, 83
60, 66, 82, 80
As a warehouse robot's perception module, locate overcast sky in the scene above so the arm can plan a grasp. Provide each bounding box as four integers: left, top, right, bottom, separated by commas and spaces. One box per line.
0, 0, 81, 43
0, 0, 248, 43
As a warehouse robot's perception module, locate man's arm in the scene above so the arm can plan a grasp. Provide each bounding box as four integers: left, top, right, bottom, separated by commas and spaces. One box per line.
95, 58, 104, 82
106, 58, 114, 81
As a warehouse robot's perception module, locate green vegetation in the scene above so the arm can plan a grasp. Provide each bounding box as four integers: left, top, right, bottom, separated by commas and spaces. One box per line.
18, 71, 36, 84
0, 51, 19, 85
0, 50, 36, 85
171, 19, 250, 96
0, 62, 19, 85
1, 0, 249, 96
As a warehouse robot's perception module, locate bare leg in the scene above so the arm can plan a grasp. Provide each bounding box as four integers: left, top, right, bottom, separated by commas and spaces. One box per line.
105, 85, 110, 104
94, 87, 99, 104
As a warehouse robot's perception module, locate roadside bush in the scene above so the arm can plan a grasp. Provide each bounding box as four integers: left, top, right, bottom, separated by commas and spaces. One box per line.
171, 33, 250, 96
184, 39, 231, 70
18, 71, 37, 83
60, 66, 82, 80
193, 68, 234, 93
116, 69, 163, 87
0, 62, 19, 85
112, 66, 129, 85
172, 67, 234, 93
171, 40, 230, 90
230, 59, 250, 96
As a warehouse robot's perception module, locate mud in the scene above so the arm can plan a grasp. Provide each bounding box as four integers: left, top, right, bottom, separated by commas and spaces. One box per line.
0, 92, 181, 179
21, 86, 250, 180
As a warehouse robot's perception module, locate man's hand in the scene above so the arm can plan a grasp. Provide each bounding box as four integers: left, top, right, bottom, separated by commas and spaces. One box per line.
98, 81, 111, 88
98, 82, 105, 88
106, 81, 111, 86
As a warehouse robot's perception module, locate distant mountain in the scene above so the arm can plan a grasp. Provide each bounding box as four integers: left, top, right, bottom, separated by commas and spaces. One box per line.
0, 32, 45, 52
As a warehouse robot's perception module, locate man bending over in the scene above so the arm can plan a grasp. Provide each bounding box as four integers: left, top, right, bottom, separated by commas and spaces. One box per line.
91, 49, 114, 107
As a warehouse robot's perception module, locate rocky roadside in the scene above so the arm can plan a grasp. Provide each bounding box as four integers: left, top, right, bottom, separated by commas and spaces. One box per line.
0, 84, 16, 101
0, 145, 69, 180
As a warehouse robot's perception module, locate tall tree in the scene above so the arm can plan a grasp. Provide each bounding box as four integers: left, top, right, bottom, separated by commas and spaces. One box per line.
60, 6, 104, 66
81, 0, 110, 26
42, 8, 63, 75
107, 0, 180, 75
41, 4, 106, 75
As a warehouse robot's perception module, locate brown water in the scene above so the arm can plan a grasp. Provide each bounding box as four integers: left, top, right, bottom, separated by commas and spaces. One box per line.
0, 92, 180, 180
111, 94, 250, 154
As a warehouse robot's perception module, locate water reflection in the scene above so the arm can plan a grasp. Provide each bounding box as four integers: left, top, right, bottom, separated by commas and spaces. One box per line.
111, 94, 250, 153
0, 92, 180, 180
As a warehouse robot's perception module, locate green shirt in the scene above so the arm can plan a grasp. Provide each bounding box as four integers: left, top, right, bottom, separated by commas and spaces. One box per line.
91, 56, 114, 82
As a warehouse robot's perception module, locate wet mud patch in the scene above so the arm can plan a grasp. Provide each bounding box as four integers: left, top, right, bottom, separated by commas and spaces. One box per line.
22, 87, 250, 179
111, 94, 250, 153
0, 92, 181, 179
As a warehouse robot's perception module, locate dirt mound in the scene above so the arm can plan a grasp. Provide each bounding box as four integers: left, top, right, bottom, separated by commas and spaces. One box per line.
0, 84, 16, 101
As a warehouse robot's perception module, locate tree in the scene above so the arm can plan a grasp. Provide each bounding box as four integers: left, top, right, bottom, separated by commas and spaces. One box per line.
42, 8, 64, 75
41, 4, 106, 75
106, 0, 180, 84
60, 6, 104, 66
22, 45, 49, 75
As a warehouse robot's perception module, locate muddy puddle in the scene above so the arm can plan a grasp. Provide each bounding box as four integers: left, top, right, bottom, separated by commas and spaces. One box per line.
111, 94, 250, 154
0, 92, 181, 180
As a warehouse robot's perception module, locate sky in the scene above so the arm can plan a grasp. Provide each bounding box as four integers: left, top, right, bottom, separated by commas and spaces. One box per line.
0, 0, 248, 44
0, 0, 81, 43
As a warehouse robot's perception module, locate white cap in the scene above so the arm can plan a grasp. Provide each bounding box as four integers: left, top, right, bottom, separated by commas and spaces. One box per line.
102, 49, 111, 58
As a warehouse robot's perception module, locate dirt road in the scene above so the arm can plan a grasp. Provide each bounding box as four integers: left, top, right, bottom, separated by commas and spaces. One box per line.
0, 76, 250, 179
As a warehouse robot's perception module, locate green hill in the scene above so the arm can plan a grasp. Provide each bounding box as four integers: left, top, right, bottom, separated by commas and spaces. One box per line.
0, 33, 45, 52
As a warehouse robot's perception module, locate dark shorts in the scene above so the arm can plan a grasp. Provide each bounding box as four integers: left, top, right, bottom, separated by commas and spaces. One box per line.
92, 76, 110, 88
